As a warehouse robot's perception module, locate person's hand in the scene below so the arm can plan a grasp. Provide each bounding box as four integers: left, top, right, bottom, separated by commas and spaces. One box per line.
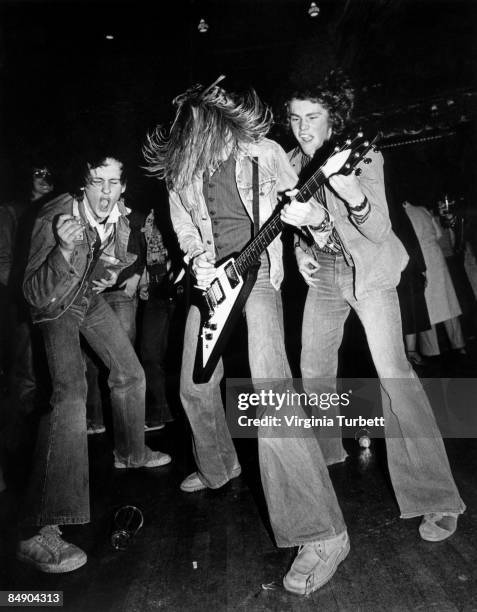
139, 283, 149, 300
328, 174, 364, 207
296, 247, 320, 287
281, 190, 326, 227
119, 273, 140, 298
55, 214, 84, 253
192, 252, 216, 290
92, 270, 118, 294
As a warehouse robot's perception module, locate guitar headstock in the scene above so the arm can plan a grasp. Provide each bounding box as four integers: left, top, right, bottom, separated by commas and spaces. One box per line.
321, 132, 380, 179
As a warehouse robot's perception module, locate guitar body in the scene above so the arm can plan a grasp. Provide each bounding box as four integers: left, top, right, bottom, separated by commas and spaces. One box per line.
192, 257, 259, 384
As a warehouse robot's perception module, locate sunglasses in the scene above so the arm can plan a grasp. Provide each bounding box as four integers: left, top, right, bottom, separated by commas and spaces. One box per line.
33, 169, 53, 181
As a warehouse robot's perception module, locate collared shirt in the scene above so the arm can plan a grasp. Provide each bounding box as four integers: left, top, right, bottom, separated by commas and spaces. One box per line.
83, 198, 126, 246
82, 198, 132, 269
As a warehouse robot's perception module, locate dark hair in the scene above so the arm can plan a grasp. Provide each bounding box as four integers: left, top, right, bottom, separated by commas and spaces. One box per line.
70, 143, 129, 197
283, 71, 355, 136
13, 152, 57, 200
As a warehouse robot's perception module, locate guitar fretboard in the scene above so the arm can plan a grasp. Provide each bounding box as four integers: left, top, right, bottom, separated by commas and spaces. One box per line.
234, 168, 327, 275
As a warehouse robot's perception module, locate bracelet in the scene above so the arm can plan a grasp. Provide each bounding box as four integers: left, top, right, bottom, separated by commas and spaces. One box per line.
349, 196, 368, 212
309, 209, 331, 232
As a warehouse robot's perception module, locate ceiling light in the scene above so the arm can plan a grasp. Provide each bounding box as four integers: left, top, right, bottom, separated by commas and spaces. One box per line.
198, 18, 209, 33
308, 2, 320, 18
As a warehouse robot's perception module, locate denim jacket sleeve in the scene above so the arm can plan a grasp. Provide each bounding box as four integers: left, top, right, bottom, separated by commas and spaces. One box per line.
169, 188, 207, 263
275, 141, 300, 193
346, 150, 391, 244
23, 213, 81, 311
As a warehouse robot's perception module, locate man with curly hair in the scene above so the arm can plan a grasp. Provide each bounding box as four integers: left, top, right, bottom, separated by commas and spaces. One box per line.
281, 73, 465, 566
145, 77, 351, 594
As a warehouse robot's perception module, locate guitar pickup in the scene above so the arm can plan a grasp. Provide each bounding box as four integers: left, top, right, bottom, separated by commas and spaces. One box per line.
225, 262, 240, 289
211, 279, 225, 304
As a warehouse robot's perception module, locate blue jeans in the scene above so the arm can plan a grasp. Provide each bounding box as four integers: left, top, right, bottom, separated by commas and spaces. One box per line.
85, 290, 138, 426
302, 251, 465, 518
23, 292, 148, 526
181, 262, 346, 547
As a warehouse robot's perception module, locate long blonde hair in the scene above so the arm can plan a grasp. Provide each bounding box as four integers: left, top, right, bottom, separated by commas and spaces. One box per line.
144, 77, 273, 191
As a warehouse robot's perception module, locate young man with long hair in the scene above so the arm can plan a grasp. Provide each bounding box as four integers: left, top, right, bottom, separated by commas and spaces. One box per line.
145, 78, 350, 595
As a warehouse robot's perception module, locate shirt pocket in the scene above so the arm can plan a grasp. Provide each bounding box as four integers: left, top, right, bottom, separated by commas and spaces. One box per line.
236, 160, 277, 201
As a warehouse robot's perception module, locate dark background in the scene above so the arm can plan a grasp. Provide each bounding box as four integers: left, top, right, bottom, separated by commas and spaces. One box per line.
1, 0, 477, 208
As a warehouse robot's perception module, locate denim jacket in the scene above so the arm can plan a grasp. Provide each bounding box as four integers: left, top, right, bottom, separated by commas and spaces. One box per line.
169, 138, 301, 290
288, 147, 409, 300
23, 193, 136, 322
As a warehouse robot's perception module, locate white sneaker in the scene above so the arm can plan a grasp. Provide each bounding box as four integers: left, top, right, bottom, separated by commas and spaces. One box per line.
283, 531, 350, 595
180, 465, 241, 493
16, 525, 87, 573
87, 423, 106, 435
114, 450, 171, 469
419, 512, 458, 542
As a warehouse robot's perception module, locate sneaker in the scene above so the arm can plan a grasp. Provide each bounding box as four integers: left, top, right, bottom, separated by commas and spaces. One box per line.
144, 423, 165, 432
283, 531, 350, 595
114, 449, 171, 469
16, 525, 87, 573
419, 512, 458, 542
87, 423, 106, 435
180, 465, 241, 493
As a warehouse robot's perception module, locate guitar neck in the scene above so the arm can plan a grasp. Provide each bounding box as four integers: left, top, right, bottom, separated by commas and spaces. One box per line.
234, 168, 327, 276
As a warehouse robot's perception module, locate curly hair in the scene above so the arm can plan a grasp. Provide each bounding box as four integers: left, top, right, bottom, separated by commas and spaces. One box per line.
284, 71, 355, 135
143, 76, 273, 191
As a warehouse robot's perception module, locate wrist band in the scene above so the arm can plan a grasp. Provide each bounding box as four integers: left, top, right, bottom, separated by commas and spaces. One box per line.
309, 209, 331, 232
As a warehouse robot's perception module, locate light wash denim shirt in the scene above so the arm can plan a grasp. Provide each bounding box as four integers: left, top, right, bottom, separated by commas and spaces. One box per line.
169, 138, 303, 290
288, 147, 409, 300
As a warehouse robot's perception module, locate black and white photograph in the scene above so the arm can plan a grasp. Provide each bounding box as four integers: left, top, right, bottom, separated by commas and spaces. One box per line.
1, 0, 477, 609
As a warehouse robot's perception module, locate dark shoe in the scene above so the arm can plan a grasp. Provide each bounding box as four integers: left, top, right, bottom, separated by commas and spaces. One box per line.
114, 449, 171, 469
16, 525, 87, 573
419, 512, 458, 542
283, 531, 350, 595
180, 465, 241, 493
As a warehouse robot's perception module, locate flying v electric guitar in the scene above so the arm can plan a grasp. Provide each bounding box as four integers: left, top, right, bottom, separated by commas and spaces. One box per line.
193, 132, 379, 383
